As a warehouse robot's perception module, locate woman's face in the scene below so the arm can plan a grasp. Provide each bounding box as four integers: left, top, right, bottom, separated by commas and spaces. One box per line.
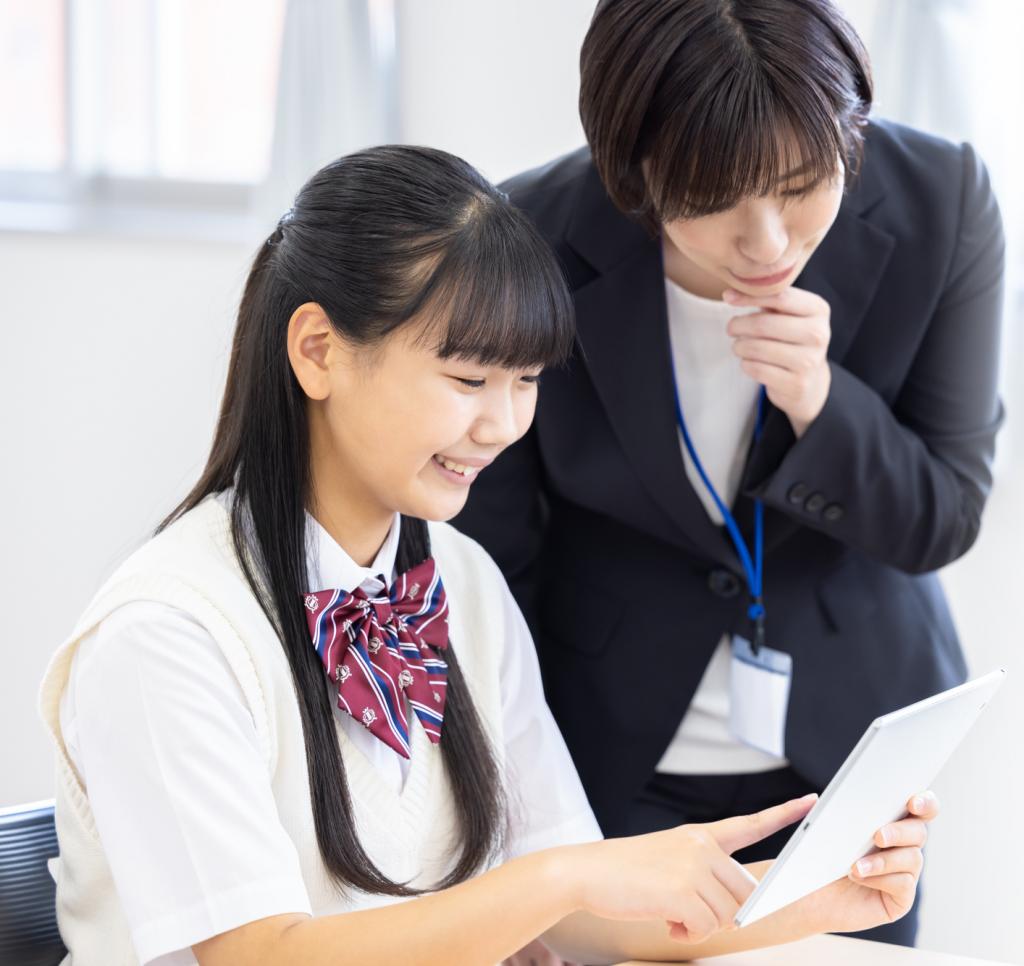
291, 307, 542, 536
659, 162, 846, 300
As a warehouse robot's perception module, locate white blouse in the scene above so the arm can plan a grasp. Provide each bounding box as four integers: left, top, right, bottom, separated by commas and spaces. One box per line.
59, 494, 602, 965
657, 276, 790, 776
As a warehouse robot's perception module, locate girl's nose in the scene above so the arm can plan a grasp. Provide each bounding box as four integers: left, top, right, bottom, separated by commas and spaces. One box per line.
471, 394, 520, 450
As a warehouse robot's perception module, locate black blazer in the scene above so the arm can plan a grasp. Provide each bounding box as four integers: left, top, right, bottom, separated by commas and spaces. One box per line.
454, 118, 1005, 834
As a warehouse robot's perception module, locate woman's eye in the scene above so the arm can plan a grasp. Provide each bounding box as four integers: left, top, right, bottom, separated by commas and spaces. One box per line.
781, 174, 826, 198
521, 374, 541, 385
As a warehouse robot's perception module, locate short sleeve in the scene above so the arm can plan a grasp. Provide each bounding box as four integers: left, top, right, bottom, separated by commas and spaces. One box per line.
61, 601, 312, 965
495, 579, 604, 858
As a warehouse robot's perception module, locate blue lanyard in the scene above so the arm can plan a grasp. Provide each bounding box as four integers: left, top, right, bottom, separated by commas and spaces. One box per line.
670, 373, 768, 652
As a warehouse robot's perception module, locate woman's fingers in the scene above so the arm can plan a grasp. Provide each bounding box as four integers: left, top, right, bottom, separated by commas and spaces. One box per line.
723, 285, 826, 316
738, 360, 816, 405
727, 311, 829, 347
874, 817, 928, 849
732, 336, 818, 372
851, 846, 924, 881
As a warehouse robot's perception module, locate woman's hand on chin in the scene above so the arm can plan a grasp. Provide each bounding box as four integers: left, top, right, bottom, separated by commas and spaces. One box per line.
799, 790, 940, 934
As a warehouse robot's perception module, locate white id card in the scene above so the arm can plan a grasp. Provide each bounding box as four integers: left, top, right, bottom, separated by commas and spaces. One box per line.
729, 635, 793, 758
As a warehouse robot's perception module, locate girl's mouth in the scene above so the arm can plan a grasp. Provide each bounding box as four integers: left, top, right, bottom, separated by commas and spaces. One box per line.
432, 454, 481, 483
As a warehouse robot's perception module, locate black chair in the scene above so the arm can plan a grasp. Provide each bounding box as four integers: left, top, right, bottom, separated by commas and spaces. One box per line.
0, 801, 68, 966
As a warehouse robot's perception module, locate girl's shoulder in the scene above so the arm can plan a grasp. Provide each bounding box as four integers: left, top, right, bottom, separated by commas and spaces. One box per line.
427, 521, 515, 660
98, 493, 233, 582
428, 520, 507, 591
66, 495, 247, 646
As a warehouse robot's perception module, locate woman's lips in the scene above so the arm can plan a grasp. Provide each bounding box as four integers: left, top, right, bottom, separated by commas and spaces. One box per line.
730, 264, 796, 286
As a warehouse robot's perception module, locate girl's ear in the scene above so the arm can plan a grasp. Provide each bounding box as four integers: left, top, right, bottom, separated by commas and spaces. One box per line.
287, 302, 352, 401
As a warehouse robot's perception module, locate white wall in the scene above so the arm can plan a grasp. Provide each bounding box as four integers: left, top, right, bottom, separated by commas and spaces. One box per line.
2, 1, 1022, 963
0, 228, 249, 799
931, 497, 1024, 965
395, 0, 595, 184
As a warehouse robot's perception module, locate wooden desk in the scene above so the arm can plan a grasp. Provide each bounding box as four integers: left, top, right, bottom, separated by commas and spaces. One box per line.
615, 934, 1018, 965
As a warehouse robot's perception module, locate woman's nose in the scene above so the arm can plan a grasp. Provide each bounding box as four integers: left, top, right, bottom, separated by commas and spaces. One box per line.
737, 211, 790, 268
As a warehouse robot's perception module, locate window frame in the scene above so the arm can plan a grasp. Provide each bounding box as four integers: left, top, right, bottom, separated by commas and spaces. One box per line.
0, 0, 371, 242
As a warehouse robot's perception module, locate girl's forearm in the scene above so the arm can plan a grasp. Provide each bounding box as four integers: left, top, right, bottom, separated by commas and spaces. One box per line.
540, 861, 822, 964
273, 848, 580, 966
540, 902, 819, 964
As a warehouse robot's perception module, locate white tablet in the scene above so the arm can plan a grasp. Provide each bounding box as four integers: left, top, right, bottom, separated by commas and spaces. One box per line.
734, 668, 1007, 927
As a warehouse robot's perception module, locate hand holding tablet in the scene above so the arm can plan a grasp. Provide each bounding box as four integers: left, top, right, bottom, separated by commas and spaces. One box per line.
545, 670, 1002, 954
734, 669, 1007, 929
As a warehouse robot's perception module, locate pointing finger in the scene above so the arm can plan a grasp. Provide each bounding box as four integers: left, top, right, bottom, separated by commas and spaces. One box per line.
705, 795, 817, 855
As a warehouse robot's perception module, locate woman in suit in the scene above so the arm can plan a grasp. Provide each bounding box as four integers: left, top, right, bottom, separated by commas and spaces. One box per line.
457, 0, 1004, 952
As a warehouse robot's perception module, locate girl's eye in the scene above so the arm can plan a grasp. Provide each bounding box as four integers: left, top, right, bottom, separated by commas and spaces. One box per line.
452, 374, 541, 388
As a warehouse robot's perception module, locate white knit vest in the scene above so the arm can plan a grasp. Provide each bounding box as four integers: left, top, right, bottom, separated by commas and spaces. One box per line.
37, 496, 507, 965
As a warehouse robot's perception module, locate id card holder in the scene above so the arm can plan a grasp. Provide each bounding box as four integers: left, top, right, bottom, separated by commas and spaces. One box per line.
729, 635, 793, 758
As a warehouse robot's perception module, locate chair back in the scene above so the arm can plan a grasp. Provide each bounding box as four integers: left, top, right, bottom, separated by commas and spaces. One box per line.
0, 800, 67, 966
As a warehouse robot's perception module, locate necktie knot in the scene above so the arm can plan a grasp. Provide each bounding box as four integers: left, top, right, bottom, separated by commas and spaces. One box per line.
366, 593, 392, 626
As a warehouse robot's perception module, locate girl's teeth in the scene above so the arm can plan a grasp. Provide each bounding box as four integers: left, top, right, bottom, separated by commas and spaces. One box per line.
434, 455, 477, 477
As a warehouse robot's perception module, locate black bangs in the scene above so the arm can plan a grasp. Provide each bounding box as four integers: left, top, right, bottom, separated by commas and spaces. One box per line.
399, 197, 576, 370
580, 0, 873, 230
642, 63, 854, 221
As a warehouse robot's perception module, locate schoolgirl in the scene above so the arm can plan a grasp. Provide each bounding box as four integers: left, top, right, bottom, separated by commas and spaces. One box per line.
39, 145, 936, 966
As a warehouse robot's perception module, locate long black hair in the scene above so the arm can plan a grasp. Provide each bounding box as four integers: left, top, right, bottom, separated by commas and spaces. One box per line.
159, 145, 575, 896
580, 0, 873, 229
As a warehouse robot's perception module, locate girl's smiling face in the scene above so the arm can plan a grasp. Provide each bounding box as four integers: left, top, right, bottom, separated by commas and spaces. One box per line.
288, 303, 541, 556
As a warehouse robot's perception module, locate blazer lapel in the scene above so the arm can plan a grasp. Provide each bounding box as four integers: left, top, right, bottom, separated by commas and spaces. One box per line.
566, 170, 739, 567
794, 206, 896, 363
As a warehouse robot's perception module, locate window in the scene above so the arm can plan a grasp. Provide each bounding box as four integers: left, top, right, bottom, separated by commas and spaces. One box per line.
0, 1, 66, 173
0, 0, 286, 212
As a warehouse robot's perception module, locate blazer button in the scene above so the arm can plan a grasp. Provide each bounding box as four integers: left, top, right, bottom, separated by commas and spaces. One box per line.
708, 569, 741, 598
804, 492, 827, 514
787, 482, 809, 505
823, 503, 845, 522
